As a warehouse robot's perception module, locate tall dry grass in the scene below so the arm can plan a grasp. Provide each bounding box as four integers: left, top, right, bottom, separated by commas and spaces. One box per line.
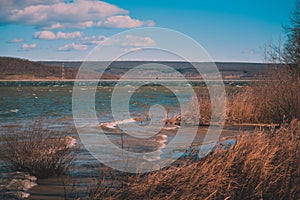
181, 62, 300, 125
189, 69, 299, 125
227, 64, 300, 125
183, 86, 257, 125
251, 65, 300, 124
0, 123, 76, 178
183, 86, 227, 126
111, 119, 300, 200
227, 87, 258, 124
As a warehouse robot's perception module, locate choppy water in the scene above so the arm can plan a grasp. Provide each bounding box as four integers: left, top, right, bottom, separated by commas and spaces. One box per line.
0, 82, 238, 163
0, 81, 242, 198
0, 82, 191, 123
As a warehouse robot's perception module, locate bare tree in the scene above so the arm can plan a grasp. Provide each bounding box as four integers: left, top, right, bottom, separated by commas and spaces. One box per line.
285, 0, 300, 67
257, 0, 300, 124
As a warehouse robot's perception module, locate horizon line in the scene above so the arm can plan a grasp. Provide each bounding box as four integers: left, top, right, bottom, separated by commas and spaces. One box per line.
0, 56, 267, 64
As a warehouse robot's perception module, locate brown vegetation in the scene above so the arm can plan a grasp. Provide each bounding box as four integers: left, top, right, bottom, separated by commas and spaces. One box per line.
110, 120, 300, 200
251, 67, 299, 124
175, 71, 299, 125
0, 123, 76, 178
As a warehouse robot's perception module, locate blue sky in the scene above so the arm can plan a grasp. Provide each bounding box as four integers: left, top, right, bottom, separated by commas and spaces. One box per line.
0, 0, 295, 62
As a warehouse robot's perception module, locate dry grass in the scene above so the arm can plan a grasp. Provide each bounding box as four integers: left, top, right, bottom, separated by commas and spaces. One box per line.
188, 68, 299, 125
109, 120, 300, 200
228, 64, 300, 124
251, 65, 300, 124
227, 87, 257, 124
181, 63, 300, 125
0, 123, 76, 178
182, 86, 257, 125
182, 86, 227, 125
227, 64, 300, 124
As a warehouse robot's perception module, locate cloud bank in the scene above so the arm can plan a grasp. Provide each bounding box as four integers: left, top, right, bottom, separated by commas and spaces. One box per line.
34, 31, 83, 40
0, 0, 155, 29
58, 34, 156, 52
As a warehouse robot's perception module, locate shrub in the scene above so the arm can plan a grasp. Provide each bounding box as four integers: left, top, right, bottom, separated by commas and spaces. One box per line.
0, 123, 76, 178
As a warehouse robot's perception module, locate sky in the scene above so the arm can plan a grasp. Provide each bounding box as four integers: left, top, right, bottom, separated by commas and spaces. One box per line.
0, 0, 296, 62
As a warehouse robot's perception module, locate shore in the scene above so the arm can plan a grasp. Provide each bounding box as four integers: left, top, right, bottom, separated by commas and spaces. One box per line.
0, 78, 256, 82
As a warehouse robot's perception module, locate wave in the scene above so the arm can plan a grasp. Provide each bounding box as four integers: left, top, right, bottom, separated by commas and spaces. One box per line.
9, 109, 19, 113
100, 118, 138, 129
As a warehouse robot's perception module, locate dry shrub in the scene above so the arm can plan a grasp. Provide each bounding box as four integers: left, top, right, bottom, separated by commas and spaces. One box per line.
251, 65, 300, 124
112, 119, 300, 200
0, 123, 76, 178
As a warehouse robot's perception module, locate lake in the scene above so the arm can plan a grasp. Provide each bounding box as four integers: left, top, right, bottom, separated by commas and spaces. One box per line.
0, 81, 241, 199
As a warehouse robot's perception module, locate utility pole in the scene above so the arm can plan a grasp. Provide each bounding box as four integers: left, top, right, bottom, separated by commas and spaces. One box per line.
61, 63, 65, 81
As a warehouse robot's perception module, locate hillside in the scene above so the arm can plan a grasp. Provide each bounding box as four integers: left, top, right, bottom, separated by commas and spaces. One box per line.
0, 57, 267, 81
43, 61, 267, 80
0, 57, 117, 80
0, 57, 77, 80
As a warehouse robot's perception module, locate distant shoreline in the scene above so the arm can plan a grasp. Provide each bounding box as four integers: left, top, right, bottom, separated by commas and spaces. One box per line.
0, 79, 256, 82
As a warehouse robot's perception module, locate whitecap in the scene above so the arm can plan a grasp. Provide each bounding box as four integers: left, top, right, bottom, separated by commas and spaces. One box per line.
163, 126, 179, 131
157, 134, 168, 149
100, 118, 138, 129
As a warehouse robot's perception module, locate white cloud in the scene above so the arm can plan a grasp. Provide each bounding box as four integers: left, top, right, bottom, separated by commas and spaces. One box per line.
78, 34, 156, 47
56, 31, 83, 39
34, 31, 83, 40
22, 43, 36, 50
121, 35, 156, 47
58, 43, 88, 51
102, 15, 144, 28
34, 31, 56, 40
8, 38, 25, 43
57, 34, 155, 51
80, 35, 107, 45
0, 0, 154, 29
102, 16, 155, 28
102, 34, 156, 47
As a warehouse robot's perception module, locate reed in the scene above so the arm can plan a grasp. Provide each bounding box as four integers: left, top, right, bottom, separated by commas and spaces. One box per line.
111, 120, 300, 200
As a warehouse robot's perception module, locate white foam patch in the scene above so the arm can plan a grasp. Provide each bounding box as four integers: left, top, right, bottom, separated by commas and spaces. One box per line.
163, 125, 179, 130
9, 109, 19, 113
100, 118, 137, 129
143, 134, 168, 162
